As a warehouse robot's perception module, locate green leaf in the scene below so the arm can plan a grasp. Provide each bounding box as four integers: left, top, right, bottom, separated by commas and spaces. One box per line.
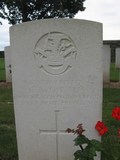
90, 139, 102, 151
88, 147, 97, 158
81, 145, 96, 159
74, 135, 89, 146
74, 150, 83, 160
74, 150, 87, 160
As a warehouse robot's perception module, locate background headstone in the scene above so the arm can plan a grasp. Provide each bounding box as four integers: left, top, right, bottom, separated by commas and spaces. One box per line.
4, 46, 12, 82
10, 19, 103, 160
115, 48, 120, 69
103, 44, 111, 83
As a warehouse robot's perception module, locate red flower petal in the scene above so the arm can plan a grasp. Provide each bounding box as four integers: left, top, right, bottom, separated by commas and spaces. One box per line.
112, 107, 120, 120
95, 121, 108, 136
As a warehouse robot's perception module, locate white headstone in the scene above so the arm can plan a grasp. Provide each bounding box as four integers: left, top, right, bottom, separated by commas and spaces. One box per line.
10, 19, 103, 160
4, 46, 12, 82
115, 48, 120, 68
103, 44, 111, 83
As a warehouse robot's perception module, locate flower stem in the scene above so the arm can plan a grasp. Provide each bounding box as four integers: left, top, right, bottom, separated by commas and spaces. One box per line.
79, 145, 84, 151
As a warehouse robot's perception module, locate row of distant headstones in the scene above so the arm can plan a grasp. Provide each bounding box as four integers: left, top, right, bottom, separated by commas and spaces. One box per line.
2, 44, 120, 83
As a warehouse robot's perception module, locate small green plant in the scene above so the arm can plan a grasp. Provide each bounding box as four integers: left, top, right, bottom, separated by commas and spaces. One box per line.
66, 124, 102, 160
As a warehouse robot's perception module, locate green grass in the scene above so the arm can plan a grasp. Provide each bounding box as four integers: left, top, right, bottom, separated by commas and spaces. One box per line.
102, 88, 120, 160
110, 63, 120, 82
0, 86, 18, 160
0, 87, 13, 102
103, 88, 120, 128
0, 58, 6, 81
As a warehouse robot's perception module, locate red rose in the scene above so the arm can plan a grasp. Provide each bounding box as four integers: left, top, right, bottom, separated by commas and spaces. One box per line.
95, 121, 108, 136
112, 107, 120, 120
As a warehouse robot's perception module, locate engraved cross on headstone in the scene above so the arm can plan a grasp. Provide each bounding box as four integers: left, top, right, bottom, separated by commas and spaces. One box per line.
39, 110, 69, 160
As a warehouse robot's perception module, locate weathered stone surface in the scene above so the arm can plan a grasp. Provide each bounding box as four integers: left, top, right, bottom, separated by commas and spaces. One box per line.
10, 19, 103, 160
103, 45, 111, 82
4, 46, 12, 82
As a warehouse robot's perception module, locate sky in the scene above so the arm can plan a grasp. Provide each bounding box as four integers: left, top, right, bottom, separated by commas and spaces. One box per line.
0, 0, 120, 50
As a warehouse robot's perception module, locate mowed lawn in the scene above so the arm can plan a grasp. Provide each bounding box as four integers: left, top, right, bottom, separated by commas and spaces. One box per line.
0, 86, 18, 160
110, 63, 120, 82
0, 58, 6, 81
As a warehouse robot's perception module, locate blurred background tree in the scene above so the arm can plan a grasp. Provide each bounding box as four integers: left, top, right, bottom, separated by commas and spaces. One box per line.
0, 0, 86, 25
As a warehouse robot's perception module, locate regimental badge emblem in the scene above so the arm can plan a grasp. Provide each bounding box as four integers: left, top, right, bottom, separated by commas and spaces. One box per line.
34, 32, 77, 75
